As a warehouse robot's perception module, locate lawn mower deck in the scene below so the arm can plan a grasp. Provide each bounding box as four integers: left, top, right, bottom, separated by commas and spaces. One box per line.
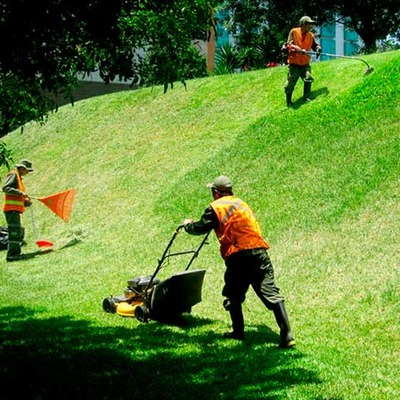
102, 225, 210, 322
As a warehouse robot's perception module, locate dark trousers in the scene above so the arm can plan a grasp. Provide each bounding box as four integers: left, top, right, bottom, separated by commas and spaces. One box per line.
4, 211, 24, 259
284, 64, 314, 95
223, 248, 284, 307
222, 249, 284, 334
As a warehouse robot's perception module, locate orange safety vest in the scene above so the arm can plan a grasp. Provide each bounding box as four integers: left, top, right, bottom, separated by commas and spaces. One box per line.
210, 196, 270, 260
2, 170, 26, 213
287, 27, 315, 66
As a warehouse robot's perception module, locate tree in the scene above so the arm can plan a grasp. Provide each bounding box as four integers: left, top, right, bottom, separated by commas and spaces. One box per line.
216, 0, 283, 69
215, 0, 332, 68
334, 1, 400, 53
217, 0, 400, 74
0, 0, 218, 142
266, 0, 400, 53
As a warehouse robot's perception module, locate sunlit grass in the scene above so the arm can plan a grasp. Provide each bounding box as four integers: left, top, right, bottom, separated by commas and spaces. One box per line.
0, 50, 399, 400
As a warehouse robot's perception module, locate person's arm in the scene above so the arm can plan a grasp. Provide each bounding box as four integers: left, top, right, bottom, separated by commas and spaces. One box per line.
183, 206, 219, 235
2, 171, 30, 205
2, 172, 23, 195
311, 34, 321, 54
287, 29, 294, 44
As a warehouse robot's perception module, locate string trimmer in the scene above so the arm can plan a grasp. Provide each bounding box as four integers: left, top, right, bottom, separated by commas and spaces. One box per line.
310, 51, 374, 76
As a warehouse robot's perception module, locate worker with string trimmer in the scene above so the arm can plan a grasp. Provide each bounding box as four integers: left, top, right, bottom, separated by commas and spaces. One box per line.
282, 16, 322, 106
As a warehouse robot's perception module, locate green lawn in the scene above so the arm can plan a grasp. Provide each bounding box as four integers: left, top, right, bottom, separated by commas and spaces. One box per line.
0, 50, 399, 399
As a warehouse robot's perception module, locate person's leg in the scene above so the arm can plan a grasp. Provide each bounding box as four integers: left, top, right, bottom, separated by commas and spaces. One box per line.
284, 65, 301, 106
251, 250, 295, 348
222, 298, 245, 340
301, 65, 314, 101
272, 301, 296, 348
222, 255, 250, 339
5, 211, 23, 261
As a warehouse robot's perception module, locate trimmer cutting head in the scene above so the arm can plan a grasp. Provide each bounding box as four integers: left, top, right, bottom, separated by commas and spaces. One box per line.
363, 65, 375, 76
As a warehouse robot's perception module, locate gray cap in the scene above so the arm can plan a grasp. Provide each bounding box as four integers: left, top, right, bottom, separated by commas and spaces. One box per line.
299, 16, 316, 25
207, 175, 233, 191
16, 159, 34, 172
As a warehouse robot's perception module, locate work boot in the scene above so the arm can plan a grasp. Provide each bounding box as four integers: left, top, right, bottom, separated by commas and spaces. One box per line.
223, 301, 245, 340
303, 82, 312, 101
6, 254, 25, 262
286, 93, 293, 107
222, 331, 244, 340
273, 302, 296, 348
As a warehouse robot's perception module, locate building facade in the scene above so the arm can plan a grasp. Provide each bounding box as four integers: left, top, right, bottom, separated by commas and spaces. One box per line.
319, 22, 360, 59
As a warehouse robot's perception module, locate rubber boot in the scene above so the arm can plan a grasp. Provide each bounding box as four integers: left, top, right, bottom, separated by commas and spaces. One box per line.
303, 82, 312, 101
273, 302, 295, 348
20, 226, 27, 246
286, 92, 293, 107
7, 226, 22, 261
223, 300, 244, 340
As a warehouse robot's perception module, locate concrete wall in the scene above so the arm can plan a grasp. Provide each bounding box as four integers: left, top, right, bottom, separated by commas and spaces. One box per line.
53, 80, 134, 107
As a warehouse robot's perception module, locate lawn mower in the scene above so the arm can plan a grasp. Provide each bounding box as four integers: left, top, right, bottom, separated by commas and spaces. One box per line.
102, 225, 210, 322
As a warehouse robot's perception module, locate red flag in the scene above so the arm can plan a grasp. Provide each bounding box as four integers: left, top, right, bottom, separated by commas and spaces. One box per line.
37, 189, 76, 222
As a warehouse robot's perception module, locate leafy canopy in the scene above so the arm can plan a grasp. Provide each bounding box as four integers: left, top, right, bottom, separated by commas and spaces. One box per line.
0, 0, 218, 140
216, 0, 400, 71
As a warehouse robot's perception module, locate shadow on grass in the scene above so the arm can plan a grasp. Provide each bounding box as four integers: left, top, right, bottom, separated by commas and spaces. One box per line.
291, 86, 330, 109
8, 238, 83, 261
0, 306, 320, 400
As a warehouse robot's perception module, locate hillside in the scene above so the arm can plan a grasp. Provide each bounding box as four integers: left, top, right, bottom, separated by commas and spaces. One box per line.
0, 50, 399, 400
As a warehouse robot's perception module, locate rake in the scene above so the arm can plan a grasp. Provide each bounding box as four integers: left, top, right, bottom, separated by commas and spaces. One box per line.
29, 205, 54, 249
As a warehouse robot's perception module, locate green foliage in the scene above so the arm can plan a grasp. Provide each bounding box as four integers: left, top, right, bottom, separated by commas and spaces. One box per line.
0, 0, 217, 136
214, 43, 242, 74
335, 0, 400, 53
0, 51, 399, 399
377, 31, 400, 53
0, 141, 13, 169
267, 0, 400, 53
0, 74, 59, 137
217, 0, 282, 68
218, 0, 400, 66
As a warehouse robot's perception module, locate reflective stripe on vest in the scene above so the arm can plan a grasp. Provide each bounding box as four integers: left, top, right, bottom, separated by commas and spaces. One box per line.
287, 28, 314, 66
2, 170, 25, 213
211, 196, 269, 259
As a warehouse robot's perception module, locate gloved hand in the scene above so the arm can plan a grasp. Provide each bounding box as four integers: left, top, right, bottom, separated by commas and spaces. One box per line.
183, 218, 194, 226
316, 47, 321, 58
23, 193, 32, 206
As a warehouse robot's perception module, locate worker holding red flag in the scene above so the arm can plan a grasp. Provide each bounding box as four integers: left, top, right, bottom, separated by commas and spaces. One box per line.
2, 159, 33, 262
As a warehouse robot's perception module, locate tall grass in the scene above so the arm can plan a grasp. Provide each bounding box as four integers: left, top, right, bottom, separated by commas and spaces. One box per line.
0, 50, 399, 399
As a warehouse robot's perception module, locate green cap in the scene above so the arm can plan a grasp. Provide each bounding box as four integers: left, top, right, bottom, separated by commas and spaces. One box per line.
299, 16, 316, 25
16, 159, 34, 172
207, 175, 233, 191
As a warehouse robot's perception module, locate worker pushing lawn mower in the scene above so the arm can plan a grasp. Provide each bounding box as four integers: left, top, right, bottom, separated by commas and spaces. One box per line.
183, 176, 295, 349
104, 176, 295, 348
102, 226, 210, 322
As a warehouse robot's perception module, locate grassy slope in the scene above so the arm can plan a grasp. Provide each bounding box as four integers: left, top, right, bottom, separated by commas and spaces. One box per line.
0, 50, 399, 399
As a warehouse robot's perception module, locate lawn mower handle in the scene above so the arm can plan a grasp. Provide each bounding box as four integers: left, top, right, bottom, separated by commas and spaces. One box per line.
143, 225, 210, 292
